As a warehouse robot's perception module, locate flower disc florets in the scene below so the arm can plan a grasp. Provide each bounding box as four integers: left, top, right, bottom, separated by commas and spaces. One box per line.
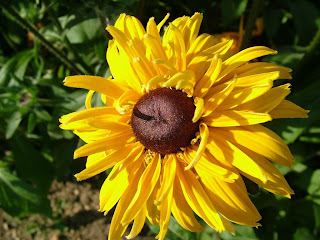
131, 88, 199, 154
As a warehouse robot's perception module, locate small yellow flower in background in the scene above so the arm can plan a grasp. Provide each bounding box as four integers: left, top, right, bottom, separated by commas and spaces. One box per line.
60, 13, 309, 240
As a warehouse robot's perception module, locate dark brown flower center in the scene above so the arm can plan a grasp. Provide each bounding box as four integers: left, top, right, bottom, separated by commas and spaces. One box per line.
131, 88, 199, 154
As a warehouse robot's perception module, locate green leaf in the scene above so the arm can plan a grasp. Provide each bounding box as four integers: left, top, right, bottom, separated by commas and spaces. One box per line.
293, 228, 314, 240
167, 216, 197, 240
66, 18, 103, 44
0, 168, 51, 217
5, 111, 22, 139
308, 169, 320, 204
221, 0, 248, 27
11, 135, 54, 193
0, 49, 34, 86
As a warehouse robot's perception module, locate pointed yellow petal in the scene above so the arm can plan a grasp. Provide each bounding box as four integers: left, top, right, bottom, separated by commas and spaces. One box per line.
218, 81, 273, 110
213, 125, 295, 166
270, 100, 309, 119
236, 146, 294, 198
75, 143, 138, 181
162, 70, 195, 88
146, 179, 161, 225
171, 177, 204, 232
157, 13, 170, 32
108, 166, 144, 240
64, 76, 127, 99
176, 161, 232, 233
155, 155, 176, 205
184, 147, 240, 183
185, 123, 209, 170
85, 90, 94, 109
121, 154, 161, 225
219, 46, 277, 79
115, 90, 141, 114
99, 159, 142, 214
203, 78, 236, 117
163, 23, 186, 71
184, 12, 203, 50
234, 84, 291, 112
192, 97, 204, 122
156, 186, 173, 240
60, 107, 118, 125
201, 176, 261, 227
74, 131, 135, 158
126, 205, 147, 239
207, 134, 268, 183
194, 56, 222, 98
204, 110, 271, 127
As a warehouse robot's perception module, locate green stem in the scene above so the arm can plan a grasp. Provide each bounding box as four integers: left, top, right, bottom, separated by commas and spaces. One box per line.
43, 0, 94, 75
240, 0, 264, 50
293, 27, 320, 83
0, 1, 85, 75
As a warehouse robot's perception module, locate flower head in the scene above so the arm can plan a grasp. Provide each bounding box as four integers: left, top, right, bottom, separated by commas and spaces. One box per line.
60, 13, 309, 240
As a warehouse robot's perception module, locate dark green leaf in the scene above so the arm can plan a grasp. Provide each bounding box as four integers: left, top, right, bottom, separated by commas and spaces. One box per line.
11, 135, 54, 193
0, 168, 51, 217
5, 111, 22, 139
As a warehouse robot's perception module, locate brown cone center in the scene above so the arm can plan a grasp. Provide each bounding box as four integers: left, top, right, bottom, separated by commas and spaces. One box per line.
131, 88, 199, 155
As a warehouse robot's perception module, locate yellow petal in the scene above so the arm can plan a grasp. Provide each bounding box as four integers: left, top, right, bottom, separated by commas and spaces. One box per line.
236, 146, 294, 198
234, 84, 291, 112
194, 56, 222, 98
192, 97, 204, 122
213, 125, 295, 166
176, 161, 234, 233
85, 90, 94, 109
75, 143, 139, 181
219, 46, 277, 79
217, 81, 273, 110
107, 40, 142, 92
108, 166, 144, 240
184, 147, 240, 183
171, 176, 204, 232
64, 75, 127, 100
162, 70, 195, 88
157, 13, 170, 32
147, 17, 161, 42
186, 33, 216, 63
185, 123, 209, 170
201, 176, 261, 227
60, 107, 118, 125
87, 119, 130, 131
184, 12, 203, 50
203, 78, 236, 117
207, 134, 268, 183
86, 151, 106, 167
203, 110, 271, 127
126, 205, 147, 239
115, 90, 141, 114
121, 154, 161, 225
155, 155, 176, 205
74, 131, 135, 158
146, 179, 161, 225
221, 62, 291, 87
99, 159, 142, 214
163, 23, 186, 71
270, 100, 309, 119
156, 187, 173, 240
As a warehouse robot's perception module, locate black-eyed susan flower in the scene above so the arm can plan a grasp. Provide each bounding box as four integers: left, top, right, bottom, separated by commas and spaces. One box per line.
60, 13, 309, 240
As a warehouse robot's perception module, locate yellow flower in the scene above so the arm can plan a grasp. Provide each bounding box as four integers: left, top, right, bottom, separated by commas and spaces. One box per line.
60, 13, 309, 240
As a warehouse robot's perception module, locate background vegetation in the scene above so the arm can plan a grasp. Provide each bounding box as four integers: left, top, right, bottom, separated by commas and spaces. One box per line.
0, 0, 319, 239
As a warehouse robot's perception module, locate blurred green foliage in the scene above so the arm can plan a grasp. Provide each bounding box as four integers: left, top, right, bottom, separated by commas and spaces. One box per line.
0, 0, 319, 239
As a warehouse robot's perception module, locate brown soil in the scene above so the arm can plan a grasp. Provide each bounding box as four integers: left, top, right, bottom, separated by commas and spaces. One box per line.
0, 177, 155, 240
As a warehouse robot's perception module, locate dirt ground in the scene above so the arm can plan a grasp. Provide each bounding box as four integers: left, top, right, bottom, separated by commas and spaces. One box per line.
0, 177, 155, 240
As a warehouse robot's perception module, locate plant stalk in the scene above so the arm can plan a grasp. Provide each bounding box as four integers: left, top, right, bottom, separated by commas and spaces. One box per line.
0, 1, 85, 75
240, 0, 264, 50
